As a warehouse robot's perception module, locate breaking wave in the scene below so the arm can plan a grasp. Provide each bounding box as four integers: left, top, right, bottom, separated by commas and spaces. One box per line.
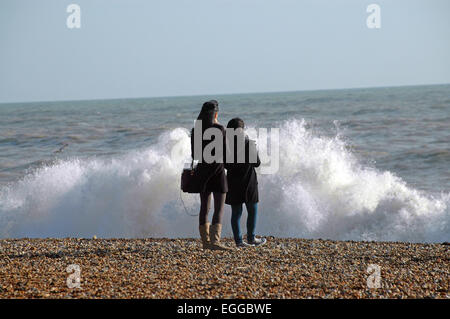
0, 119, 448, 242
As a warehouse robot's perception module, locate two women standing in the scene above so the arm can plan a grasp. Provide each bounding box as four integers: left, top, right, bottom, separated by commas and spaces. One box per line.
191, 100, 266, 250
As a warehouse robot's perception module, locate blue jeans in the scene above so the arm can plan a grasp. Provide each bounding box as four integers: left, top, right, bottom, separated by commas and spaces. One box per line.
231, 203, 258, 244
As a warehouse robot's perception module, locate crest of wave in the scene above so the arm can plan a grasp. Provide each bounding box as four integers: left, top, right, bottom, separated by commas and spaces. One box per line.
254, 119, 449, 242
0, 119, 448, 242
0, 128, 198, 238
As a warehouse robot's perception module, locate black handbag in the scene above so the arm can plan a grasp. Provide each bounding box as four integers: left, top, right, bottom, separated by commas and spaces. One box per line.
181, 161, 202, 193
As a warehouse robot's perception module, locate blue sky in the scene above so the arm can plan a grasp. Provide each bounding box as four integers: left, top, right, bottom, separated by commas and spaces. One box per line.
1, 0, 449, 103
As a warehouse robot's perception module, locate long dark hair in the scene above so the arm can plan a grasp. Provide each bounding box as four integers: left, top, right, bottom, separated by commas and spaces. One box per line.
196, 100, 219, 129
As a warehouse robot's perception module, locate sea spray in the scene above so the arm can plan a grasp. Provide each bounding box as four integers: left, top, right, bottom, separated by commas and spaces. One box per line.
0, 119, 448, 242
254, 119, 449, 242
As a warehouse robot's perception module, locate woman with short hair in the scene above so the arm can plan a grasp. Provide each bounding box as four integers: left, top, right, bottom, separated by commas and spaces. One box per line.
225, 117, 266, 248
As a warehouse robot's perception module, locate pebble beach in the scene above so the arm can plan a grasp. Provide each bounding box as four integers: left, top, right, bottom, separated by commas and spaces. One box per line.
0, 238, 448, 299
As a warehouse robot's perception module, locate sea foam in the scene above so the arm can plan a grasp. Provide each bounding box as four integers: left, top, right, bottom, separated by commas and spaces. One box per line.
0, 119, 448, 242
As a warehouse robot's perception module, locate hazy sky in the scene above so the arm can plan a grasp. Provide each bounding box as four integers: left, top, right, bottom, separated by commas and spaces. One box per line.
1, 0, 449, 103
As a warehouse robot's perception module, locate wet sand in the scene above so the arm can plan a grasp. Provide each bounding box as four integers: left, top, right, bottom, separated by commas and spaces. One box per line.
0, 238, 448, 298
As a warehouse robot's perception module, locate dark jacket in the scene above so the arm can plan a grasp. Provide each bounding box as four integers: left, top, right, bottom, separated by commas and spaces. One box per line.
191, 123, 228, 193
224, 135, 260, 205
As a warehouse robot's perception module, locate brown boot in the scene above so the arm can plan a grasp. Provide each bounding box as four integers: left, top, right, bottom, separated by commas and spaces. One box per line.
199, 223, 211, 249
209, 224, 232, 251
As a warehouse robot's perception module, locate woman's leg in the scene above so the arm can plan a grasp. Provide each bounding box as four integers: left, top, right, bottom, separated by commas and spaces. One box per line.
211, 192, 226, 225
209, 192, 231, 250
231, 204, 243, 244
245, 202, 258, 242
199, 192, 211, 225
198, 192, 212, 249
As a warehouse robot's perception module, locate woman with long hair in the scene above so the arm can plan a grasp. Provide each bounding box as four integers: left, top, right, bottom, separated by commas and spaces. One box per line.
191, 100, 231, 250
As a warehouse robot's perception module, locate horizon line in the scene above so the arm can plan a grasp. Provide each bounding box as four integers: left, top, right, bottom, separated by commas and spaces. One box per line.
1, 82, 449, 105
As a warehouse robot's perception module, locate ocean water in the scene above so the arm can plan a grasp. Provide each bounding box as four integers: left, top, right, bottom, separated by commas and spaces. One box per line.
0, 84, 449, 242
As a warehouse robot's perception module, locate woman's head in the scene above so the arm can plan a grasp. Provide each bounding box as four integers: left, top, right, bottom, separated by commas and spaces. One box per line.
197, 100, 219, 126
227, 117, 245, 130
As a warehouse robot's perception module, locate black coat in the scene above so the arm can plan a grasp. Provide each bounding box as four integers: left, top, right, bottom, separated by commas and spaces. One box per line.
224, 136, 260, 205
191, 123, 228, 193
